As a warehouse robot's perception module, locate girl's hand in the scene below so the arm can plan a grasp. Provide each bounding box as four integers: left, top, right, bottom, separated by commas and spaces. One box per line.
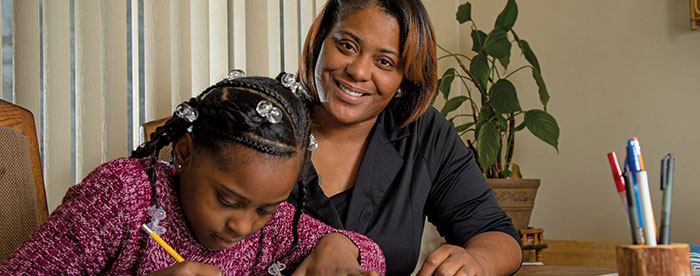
147, 261, 222, 276
292, 233, 375, 276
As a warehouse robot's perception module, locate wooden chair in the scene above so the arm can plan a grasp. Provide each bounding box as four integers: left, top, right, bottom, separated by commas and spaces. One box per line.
139, 116, 171, 143
139, 116, 172, 162
520, 227, 547, 263
0, 100, 49, 261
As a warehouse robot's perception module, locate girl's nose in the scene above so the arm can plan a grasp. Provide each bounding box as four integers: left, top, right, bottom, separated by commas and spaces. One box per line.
226, 210, 255, 237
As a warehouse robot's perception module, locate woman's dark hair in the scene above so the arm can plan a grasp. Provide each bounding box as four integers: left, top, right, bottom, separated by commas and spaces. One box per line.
299, 0, 437, 128
131, 73, 311, 262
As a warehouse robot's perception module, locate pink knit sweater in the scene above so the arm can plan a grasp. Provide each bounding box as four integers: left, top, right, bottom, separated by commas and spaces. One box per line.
0, 158, 385, 275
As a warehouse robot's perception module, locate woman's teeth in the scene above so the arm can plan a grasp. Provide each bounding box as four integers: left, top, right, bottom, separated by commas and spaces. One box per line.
339, 84, 364, 97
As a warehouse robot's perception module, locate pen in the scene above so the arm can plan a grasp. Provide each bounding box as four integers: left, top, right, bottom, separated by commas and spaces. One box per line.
623, 169, 644, 244
625, 144, 644, 229
606, 152, 629, 223
141, 224, 185, 263
630, 138, 657, 246
659, 154, 674, 245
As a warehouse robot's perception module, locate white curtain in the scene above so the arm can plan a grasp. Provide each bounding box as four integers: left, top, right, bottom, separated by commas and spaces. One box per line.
5, 0, 326, 211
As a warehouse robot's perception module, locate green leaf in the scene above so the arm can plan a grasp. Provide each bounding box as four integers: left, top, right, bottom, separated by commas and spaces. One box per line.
490, 79, 521, 113
475, 107, 494, 142
495, 0, 518, 31
525, 110, 559, 151
498, 55, 510, 70
470, 53, 489, 92
482, 29, 512, 59
471, 29, 487, 53
475, 105, 494, 129
441, 96, 468, 117
532, 68, 549, 108
477, 122, 500, 170
497, 113, 508, 132
514, 121, 526, 131
502, 169, 513, 178
456, 2, 472, 24
439, 68, 456, 100
454, 122, 475, 133
518, 39, 540, 71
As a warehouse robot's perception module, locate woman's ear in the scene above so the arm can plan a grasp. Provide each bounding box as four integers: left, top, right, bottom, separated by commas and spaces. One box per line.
173, 133, 194, 167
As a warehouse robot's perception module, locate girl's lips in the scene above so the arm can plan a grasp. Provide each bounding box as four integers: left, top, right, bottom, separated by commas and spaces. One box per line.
212, 233, 237, 249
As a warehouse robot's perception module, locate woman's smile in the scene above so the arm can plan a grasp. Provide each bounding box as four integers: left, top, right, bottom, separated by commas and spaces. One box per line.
335, 79, 371, 104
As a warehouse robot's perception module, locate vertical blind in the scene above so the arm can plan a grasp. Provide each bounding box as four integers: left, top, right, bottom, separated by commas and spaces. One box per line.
2, 0, 327, 212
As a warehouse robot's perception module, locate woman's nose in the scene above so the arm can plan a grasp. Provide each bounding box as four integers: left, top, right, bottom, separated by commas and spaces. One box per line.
345, 56, 372, 82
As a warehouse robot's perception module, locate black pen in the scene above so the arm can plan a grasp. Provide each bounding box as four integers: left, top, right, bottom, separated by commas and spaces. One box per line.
659, 154, 674, 245
623, 169, 644, 244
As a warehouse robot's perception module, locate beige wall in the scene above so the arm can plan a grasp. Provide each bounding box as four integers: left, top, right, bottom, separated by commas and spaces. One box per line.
424, 0, 700, 244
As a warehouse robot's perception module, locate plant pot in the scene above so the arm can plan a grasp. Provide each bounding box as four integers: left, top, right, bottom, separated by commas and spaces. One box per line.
486, 179, 540, 230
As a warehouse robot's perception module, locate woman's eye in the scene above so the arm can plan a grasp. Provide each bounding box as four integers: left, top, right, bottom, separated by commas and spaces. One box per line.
377, 58, 395, 69
338, 41, 355, 52
217, 194, 239, 208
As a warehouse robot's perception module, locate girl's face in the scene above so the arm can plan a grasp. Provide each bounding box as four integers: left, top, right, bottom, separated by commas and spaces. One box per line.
313, 5, 404, 127
176, 138, 302, 251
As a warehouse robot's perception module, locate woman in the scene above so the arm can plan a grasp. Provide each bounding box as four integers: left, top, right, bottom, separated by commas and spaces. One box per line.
289, 0, 522, 275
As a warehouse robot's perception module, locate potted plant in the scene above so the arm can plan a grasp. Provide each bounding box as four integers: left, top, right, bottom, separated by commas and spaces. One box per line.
433, 0, 560, 230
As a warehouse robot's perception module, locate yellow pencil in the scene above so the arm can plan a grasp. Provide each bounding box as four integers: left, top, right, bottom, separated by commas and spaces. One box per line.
141, 224, 185, 263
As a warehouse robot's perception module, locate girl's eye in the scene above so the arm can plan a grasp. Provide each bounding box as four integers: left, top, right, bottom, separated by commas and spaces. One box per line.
257, 207, 277, 215
378, 59, 392, 67
217, 194, 240, 208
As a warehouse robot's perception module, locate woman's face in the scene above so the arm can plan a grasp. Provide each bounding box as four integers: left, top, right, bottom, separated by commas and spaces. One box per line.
177, 141, 302, 251
314, 5, 404, 126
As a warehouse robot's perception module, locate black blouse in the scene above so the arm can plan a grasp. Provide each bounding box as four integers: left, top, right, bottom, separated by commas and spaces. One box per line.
289, 107, 519, 275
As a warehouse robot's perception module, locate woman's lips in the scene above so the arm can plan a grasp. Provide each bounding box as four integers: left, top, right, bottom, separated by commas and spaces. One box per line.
334, 80, 369, 104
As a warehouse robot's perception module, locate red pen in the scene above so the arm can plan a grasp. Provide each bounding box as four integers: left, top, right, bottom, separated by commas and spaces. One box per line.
607, 152, 630, 224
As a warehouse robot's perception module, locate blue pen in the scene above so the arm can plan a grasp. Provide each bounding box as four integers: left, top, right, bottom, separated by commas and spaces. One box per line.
625, 142, 644, 229
623, 169, 644, 244
628, 138, 657, 245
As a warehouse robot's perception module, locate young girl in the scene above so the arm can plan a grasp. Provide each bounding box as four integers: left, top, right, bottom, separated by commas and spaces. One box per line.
0, 72, 385, 275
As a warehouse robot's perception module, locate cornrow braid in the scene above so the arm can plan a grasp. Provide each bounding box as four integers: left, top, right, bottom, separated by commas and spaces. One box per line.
277, 152, 311, 264
269, 73, 313, 265
132, 103, 196, 205
217, 131, 295, 157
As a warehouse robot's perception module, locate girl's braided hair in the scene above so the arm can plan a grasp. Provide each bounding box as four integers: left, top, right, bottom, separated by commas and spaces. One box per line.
131, 72, 312, 263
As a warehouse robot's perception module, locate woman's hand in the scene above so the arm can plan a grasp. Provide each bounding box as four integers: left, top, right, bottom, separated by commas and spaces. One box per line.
147, 261, 222, 276
415, 244, 486, 276
292, 232, 376, 276
416, 232, 522, 276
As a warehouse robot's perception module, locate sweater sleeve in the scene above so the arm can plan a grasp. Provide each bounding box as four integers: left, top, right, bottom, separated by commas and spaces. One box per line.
0, 160, 128, 275
330, 228, 386, 274
272, 203, 386, 275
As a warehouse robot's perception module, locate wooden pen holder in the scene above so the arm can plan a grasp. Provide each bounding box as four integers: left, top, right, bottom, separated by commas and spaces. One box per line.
616, 244, 692, 276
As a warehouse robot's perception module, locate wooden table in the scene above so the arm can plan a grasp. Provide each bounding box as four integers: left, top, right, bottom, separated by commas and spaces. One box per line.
515, 265, 617, 276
